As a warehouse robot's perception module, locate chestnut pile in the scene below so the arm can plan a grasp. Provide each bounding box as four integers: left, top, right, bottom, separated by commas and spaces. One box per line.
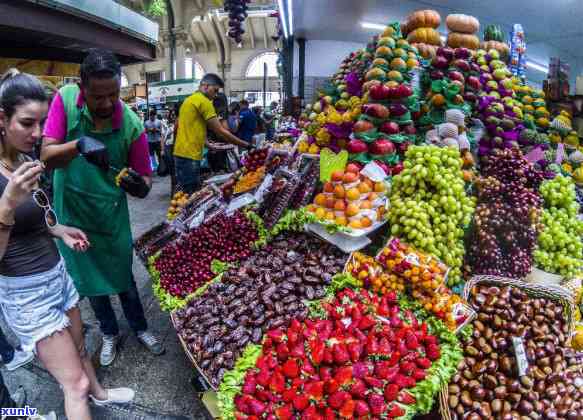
174, 233, 347, 387
448, 284, 583, 419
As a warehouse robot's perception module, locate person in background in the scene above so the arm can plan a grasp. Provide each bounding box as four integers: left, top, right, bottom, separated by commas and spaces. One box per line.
237, 100, 257, 145
173, 73, 251, 194
144, 109, 162, 172
263, 102, 278, 142
253, 106, 265, 135
207, 93, 230, 173
0, 70, 132, 420
41, 49, 164, 369
227, 102, 240, 134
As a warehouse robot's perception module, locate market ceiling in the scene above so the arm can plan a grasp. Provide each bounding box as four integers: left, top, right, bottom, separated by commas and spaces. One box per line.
289, 0, 583, 85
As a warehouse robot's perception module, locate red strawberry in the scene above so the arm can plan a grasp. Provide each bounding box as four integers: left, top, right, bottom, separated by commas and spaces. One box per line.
426, 344, 440, 361
353, 328, 367, 342
424, 335, 438, 346
323, 407, 336, 420
301, 405, 319, 420
378, 337, 392, 355
319, 367, 333, 382
305, 381, 324, 401
309, 340, 325, 365
323, 347, 334, 364
275, 404, 293, 420
334, 366, 353, 387
256, 369, 271, 387
351, 306, 362, 321
235, 394, 252, 414
289, 319, 302, 333
255, 389, 271, 402
393, 374, 409, 389
413, 369, 427, 381
276, 343, 290, 360
242, 374, 257, 394
268, 329, 286, 344
387, 351, 401, 367
333, 343, 350, 364
282, 388, 296, 403
365, 336, 379, 355
282, 359, 299, 378
248, 398, 267, 416
287, 330, 299, 346
352, 362, 370, 379
364, 376, 384, 389
384, 366, 400, 383
405, 331, 419, 350
326, 379, 340, 394
401, 352, 419, 362
339, 398, 355, 418
354, 399, 370, 416
290, 342, 305, 358
387, 403, 405, 418
398, 391, 416, 405
263, 338, 273, 352
416, 357, 431, 369
359, 315, 376, 330
269, 372, 286, 394
368, 393, 387, 416
347, 342, 362, 362
328, 391, 350, 409
256, 356, 269, 370
293, 394, 310, 411
349, 378, 367, 399
400, 361, 416, 376
390, 315, 402, 329
384, 383, 399, 402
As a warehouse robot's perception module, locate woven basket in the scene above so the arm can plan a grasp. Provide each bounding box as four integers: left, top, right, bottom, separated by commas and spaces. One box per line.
439, 274, 577, 420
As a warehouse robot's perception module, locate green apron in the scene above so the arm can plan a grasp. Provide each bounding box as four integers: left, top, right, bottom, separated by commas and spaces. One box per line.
53, 85, 142, 296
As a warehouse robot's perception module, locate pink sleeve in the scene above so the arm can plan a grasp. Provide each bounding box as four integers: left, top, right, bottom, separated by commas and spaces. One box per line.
129, 132, 153, 176
43, 93, 67, 140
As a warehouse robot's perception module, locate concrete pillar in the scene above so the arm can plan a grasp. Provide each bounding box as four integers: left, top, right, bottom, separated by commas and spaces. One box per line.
218, 63, 232, 97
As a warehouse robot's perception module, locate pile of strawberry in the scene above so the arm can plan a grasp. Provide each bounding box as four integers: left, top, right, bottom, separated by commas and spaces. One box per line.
234, 288, 441, 419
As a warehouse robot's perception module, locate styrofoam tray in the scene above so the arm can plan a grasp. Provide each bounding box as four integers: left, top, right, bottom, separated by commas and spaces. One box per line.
305, 223, 372, 253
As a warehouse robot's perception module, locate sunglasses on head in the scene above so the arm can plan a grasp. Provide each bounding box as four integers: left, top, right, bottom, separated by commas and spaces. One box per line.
32, 189, 58, 228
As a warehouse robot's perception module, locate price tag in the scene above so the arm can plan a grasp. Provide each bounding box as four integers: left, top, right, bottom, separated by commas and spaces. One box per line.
511, 336, 529, 376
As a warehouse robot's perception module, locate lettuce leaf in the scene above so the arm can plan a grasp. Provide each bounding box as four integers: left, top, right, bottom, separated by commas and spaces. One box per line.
148, 253, 189, 311
243, 208, 269, 249
217, 344, 262, 420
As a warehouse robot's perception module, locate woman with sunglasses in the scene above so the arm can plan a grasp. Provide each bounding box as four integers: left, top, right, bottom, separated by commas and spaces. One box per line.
0, 70, 133, 420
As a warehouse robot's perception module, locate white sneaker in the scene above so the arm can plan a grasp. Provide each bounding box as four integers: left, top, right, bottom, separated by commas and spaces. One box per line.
90, 387, 135, 406
29, 411, 57, 420
137, 331, 165, 355
4, 349, 34, 371
99, 335, 119, 367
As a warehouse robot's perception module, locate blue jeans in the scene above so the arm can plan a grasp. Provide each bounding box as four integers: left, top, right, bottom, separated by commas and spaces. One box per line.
174, 157, 201, 195
0, 327, 14, 363
87, 276, 147, 336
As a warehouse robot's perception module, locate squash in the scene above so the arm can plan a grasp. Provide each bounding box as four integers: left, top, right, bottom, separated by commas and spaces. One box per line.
446, 14, 480, 34
447, 32, 480, 50
405, 9, 441, 32
407, 27, 442, 45
480, 41, 510, 58
411, 43, 437, 59
484, 24, 505, 42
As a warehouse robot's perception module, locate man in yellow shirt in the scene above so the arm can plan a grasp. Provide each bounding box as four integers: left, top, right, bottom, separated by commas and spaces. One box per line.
174, 73, 250, 193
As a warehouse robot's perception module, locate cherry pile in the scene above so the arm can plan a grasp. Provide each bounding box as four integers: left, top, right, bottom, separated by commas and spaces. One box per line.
466, 150, 543, 278
154, 211, 257, 298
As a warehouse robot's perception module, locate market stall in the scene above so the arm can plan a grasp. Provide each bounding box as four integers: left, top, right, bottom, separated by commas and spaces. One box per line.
133, 8, 583, 419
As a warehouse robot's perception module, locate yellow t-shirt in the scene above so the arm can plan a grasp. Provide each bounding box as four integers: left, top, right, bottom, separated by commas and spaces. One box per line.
173, 91, 217, 160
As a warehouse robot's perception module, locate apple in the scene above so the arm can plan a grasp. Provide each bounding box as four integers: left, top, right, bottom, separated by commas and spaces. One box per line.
380, 121, 400, 135
466, 75, 482, 91
346, 162, 362, 174
430, 70, 445, 80
432, 55, 449, 70
470, 63, 481, 73
397, 84, 413, 98
397, 142, 411, 154
500, 78, 513, 90
370, 139, 395, 155
463, 91, 477, 103
391, 162, 404, 175
347, 139, 369, 154
369, 84, 388, 101
481, 72, 493, 82
451, 80, 465, 94
454, 48, 471, 59
437, 47, 454, 62
402, 124, 417, 135
448, 71, 465, 83
455, 59, 471, 73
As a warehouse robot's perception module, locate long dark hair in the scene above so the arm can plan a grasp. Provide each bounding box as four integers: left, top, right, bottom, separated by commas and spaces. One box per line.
0, 69, 47, 119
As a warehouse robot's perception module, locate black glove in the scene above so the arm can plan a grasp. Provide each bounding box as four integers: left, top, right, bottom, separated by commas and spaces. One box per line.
77, 136, 109, 169
119, 168, 150, 198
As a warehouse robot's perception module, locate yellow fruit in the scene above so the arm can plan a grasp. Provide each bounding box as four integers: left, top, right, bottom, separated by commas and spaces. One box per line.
314, 193, 327, 206
325, 197, 335, 209
315, 207, 326, 219
358, 182, 372, 194
342, 172, 359, 184
361, 217, 373, 228
331, 170, 345, 182
346, 188, 361, 201
346, 203, 360, 217
306, 204, 317, 213
334, 185, 346, 198
349, 219, 363, 229
335, 216, 348, 226
323, 182, 335, 193
325, 211, 336, 221
334, 200, 346, 212
360, 200, 372, 210
374, 182, 386, 193
368, 192, 379, 201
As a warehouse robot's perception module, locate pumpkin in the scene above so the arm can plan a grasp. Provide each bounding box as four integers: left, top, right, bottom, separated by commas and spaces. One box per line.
484, 24, 505, 42
480, 41, 510, 58
411, 43, 437, 59
407, 27, 442, 45
447, 32, 480, 50
446, 14, 480, 34
405, 9, 441, 32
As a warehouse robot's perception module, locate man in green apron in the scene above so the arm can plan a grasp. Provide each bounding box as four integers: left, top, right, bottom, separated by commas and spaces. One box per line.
41, 49, 164, 367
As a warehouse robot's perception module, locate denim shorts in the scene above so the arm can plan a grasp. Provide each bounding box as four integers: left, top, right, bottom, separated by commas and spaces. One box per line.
0, 259, 79, 353
174, 157, 201, 195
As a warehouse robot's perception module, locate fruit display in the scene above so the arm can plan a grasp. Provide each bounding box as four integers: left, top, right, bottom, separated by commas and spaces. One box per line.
376, 238, 466, 330
344, 251, 385, 290
133, 222, 179, 263
174, 232, 347, 387
234, 166, 266, 194
402, 9, 442, 59
167, 191, 189, 220
258, 169, 301, 228
155, 211, 258, 298
481, 24, 510, 59
230, 288, 461, 420
446, 14, 480, 50
307, 165, 387, 231
447, 282, 582, 420
243, 148, 269, 172
466, 149, 544, 278
535, 175, 583, 278
388, 145, 475, 287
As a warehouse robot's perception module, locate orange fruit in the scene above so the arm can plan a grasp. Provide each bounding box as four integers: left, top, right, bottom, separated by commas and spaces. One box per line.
349, 219, 363, 229
346, 203, 360, 217
358, 182, 372, 194
314, 193, 326, 206
334, 185, 346, 199
374, 182, 386, 193
368, 192, 379, 201
361, 217, 373, 228
315, 207, 326, 219
346, 163, 361, 174
342, 172, 359, 184
331, 170, 344, 182
360, 200, 372, 210
325, 211, 335, 221
307, 204, 317, 213
335, 216, 348, 226
334, 200, 346, 212
325, 196, 335, 209
346, 188, 361, 201
323, 182, 335, 193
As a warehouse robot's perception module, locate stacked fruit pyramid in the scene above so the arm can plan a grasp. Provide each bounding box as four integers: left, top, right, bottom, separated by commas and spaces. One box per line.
481, 24, 510, 60
445, 14, 480, 51
402, 9, 442, 59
